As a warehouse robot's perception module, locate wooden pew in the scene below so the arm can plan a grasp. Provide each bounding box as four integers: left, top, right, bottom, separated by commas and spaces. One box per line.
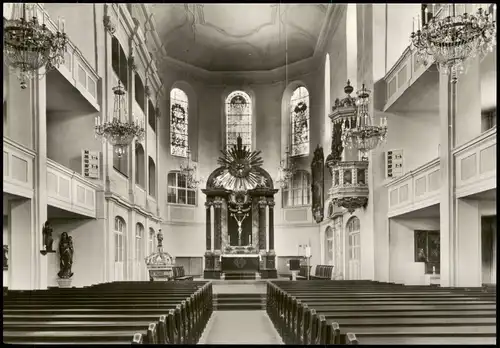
310, 265, 334, 280
172, 266, 194, 281
3, 281, 213, 344
267, 281, 496, 345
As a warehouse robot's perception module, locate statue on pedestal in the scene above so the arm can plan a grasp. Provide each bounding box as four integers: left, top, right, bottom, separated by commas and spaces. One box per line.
58, 232, 74, 279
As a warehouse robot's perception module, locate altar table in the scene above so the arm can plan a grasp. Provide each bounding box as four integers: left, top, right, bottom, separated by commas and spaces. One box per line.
221, 254, 260, 273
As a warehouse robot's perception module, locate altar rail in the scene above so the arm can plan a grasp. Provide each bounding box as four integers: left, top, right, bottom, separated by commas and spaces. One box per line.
386, 158, 440, 218
453, 127, 497, 198
3, 137, 35, 199
46, 159, 99, 218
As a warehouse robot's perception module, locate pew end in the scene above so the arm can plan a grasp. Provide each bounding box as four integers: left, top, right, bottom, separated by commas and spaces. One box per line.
131, 332, 143, 344
346, 332, 359, 345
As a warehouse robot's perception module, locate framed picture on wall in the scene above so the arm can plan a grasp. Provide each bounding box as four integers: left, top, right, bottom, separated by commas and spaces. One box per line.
3, 245, 8, 270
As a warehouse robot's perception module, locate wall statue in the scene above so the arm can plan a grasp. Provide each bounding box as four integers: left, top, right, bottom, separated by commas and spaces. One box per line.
311, 145, 325, 223
42, 221, 54, 252
58, 232, 74, 279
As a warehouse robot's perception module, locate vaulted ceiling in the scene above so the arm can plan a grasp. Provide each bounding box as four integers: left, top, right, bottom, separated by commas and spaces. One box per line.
150, 4, 334, 72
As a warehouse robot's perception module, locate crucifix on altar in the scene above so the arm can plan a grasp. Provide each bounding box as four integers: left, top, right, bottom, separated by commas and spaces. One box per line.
202, 135, 278, 280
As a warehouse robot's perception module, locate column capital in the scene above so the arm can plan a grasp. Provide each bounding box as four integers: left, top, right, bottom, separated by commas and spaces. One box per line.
267, 199, 275, 208
103, 15, 116, 35
213, 197, 223, 208
258, 197, 268, 208
204, 201, 213, 209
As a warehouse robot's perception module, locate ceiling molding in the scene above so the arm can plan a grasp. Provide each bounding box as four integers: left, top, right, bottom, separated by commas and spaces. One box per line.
160, 54, 322, 86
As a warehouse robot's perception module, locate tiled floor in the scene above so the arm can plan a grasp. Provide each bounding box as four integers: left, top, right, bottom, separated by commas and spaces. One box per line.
198, 311, 283, 345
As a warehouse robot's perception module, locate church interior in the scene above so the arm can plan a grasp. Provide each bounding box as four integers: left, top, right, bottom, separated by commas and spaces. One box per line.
2, 3, 497, 345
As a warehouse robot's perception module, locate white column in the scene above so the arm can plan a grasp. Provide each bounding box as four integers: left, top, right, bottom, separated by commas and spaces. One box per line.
9, 199, 34, 289
32, 72, 48, 289
439, 71, 456, 287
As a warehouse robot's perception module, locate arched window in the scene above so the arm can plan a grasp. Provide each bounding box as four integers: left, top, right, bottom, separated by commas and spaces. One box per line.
282, 170, 311, 207
135, 223, 144, 280
148, 156, 156, 197
347, 217, 361, 280
135, 143, 145, 188
325, 227, 333, 265
226, 91, 252, 150
114, 216, 126, 281
290, 86, 310, 156
167, 171, 196, 206
134, 73, 145, 113
149, 228, 156, 254
170, 88, 189, 157
148, 99, 156, 132
111, 37, 128, 89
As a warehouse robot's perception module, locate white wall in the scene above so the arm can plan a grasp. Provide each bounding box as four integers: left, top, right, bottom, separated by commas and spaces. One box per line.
48, 219, 105, 288
389, 218, 429, 285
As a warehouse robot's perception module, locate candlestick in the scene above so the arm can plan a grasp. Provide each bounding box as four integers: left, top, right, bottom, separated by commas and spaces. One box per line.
412, 17, 415, 32
58, 17, 61, 31
62, 18, 65, 33
417, 14, 420, 30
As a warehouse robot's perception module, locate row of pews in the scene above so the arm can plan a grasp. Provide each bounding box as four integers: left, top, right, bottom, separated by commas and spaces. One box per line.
267, 280, 497, 345
3, 281, 213, 344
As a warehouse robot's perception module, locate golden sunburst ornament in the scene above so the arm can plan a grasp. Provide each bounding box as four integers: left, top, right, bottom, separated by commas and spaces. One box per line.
214, 135, 265, 192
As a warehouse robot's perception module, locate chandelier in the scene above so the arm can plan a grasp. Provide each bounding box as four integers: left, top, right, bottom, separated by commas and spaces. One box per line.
4, 3, 68, 89
411, 4, 496, 80
276, 147, 296, 189
95, 82, 145, 157
180, 147, 201, 189
341, 84, 387, 159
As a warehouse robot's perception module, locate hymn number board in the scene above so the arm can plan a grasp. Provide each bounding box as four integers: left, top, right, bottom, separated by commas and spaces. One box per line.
385, 149, 404, 179
82, 150, 100, 180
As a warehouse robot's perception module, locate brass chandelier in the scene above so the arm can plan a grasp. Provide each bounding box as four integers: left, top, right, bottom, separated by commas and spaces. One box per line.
180, 147, 201, 189
95, 82, 145, 157
411, 4, 496, 80
3, 3, 68, 89
341, 84, 387, 159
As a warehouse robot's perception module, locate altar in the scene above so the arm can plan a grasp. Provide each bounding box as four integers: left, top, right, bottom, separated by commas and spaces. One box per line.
221, 254, 260, 273
202, 136, 278, 280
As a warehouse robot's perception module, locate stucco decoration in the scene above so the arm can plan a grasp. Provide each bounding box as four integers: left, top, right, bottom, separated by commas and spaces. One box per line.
150, 4, 335, 71
311, 145, 325, 223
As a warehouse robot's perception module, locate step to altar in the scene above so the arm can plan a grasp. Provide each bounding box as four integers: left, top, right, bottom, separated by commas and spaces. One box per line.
223, 272, 258, 281
213, 293, 266, 311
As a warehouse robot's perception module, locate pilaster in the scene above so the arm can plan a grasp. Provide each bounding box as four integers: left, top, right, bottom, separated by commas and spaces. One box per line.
128, 44, 136, 204
258, 197, 267, 251
439, 72, 456, 287
32, 72, 48, 289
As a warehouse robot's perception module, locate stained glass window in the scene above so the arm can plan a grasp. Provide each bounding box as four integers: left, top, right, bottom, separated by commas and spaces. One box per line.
290, 86, 310, 156
226, 91, 252, 150
170, 88, 189, 157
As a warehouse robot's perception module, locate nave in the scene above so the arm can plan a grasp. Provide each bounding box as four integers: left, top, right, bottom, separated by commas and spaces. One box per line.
3, 277, 496, 345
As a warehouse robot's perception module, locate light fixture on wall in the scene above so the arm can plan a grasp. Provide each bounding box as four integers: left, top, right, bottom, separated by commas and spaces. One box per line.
3, 3, 68, 89
276, 146, 296, 189
341, 83, 388, 159
95, 81, 145, 157
180, 147, 201, 189
411, 4, 496, 81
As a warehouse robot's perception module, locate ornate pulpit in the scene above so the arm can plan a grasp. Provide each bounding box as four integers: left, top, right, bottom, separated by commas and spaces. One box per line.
144, 229, 175, 281
202, 136, 278, 279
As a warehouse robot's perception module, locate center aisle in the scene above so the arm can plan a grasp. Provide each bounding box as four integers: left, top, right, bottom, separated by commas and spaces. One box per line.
198, 310, 283, 344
